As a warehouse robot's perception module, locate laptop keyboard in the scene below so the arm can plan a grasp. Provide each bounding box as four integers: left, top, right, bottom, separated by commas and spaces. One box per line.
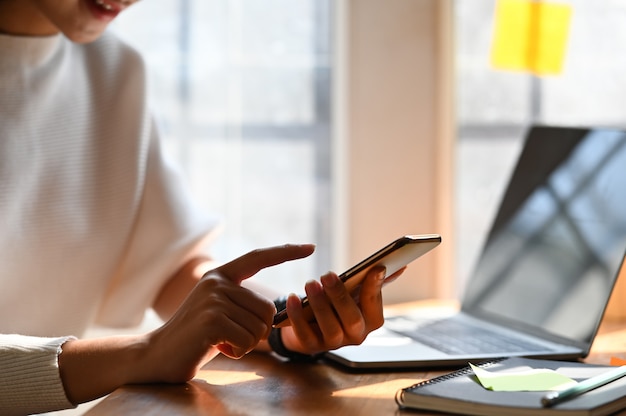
385, 316, 548, 355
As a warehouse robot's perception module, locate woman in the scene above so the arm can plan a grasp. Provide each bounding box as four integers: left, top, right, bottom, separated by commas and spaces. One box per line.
0, 1, 395, 414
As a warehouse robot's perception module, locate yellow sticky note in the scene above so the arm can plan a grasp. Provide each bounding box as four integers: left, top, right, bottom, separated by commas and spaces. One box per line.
490, 0, 572, 75
491, 0, 533, 71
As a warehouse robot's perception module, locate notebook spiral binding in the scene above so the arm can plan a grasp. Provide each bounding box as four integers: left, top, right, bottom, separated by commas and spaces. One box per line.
395, 358, 506, 409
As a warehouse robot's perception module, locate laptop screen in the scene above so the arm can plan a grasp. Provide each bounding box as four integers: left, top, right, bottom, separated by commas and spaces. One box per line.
462, 126, 626, 345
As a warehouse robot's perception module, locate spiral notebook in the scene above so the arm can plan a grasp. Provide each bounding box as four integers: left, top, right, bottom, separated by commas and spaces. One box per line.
395, 357, 626, 416
325, 125, 626, 369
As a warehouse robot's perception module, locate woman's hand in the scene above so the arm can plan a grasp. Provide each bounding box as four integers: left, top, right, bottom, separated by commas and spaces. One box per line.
59, 244, 315, 405
278, 266, 405, 355
142, 244, 316, 381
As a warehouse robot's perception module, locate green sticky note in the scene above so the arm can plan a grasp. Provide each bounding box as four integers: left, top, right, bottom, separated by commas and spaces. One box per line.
469, 363, 578, 392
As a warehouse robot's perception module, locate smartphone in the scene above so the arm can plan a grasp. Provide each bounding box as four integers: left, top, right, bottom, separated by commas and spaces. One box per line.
272, 234, 441, 328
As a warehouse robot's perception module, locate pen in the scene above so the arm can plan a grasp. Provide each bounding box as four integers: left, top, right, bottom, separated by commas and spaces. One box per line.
541, 365, 626, 407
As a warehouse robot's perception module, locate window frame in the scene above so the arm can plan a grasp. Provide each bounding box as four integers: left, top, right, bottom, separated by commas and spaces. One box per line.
332, 0, 455, 303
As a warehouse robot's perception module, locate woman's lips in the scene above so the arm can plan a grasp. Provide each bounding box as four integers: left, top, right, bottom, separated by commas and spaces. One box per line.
86, 0, 124, 20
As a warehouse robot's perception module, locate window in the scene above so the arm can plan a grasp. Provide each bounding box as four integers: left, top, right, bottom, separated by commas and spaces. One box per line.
455, 0, 626, 295
113, 0, 332, 293
111, 1, 452, 305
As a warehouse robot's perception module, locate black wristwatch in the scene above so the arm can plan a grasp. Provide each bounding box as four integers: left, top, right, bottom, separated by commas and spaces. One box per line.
268, 297, 322, 362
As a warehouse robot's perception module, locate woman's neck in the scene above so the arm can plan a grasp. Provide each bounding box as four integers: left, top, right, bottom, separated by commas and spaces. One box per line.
0, 2, 60, 37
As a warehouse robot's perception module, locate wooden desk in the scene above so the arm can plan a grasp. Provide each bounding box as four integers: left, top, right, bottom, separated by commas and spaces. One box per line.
85, 311, 626, 415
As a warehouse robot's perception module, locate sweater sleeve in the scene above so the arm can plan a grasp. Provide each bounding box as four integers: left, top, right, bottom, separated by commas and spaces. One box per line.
0, 334, 76, 415
94, 119, 220, 328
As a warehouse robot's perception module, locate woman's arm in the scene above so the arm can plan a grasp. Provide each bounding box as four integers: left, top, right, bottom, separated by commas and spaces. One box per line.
58, 244, 315, 405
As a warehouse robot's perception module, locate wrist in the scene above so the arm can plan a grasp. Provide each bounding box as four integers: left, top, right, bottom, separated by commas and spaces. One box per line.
267, 327, 322, 362
59, 335, 149, 405
268, 297, 321, 362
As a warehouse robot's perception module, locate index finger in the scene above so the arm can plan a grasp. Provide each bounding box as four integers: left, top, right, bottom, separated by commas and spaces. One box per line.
216, 244, 316, 285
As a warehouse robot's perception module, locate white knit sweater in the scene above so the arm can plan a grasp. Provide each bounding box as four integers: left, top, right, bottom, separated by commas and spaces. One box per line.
0, 32, 216, 415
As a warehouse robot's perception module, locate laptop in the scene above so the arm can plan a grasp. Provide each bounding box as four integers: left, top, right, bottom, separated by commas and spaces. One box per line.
325, 125, 626, 369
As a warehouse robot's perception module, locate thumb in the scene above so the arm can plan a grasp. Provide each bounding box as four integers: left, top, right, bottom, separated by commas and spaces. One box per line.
215, 244, 315, 285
